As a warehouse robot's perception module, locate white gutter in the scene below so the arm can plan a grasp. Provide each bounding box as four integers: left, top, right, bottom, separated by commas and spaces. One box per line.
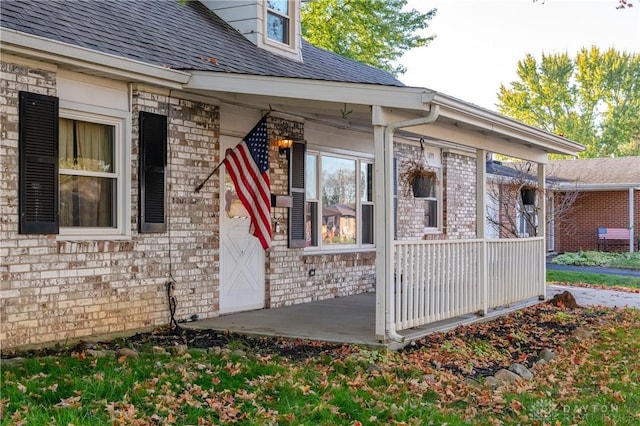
190, 72, 583, 157
554, 183, 640, 191
0, 29, 190, 87
430, 92, 584, 157
187, 70, 435, 110
381, 105, 440, 342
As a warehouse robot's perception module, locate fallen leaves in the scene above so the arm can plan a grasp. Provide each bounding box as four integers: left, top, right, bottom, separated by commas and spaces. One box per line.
54, 395, 82, 409
2, 306, 639, 425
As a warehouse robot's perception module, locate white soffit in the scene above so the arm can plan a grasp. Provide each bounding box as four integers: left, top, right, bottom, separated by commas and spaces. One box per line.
0, 29, 190, 87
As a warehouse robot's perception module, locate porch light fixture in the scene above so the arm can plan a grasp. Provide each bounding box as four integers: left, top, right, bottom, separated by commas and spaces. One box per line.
276, 138, 294, 157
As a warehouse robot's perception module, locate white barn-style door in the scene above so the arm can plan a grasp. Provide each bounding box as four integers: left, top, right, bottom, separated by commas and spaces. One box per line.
219, 135, 265, 314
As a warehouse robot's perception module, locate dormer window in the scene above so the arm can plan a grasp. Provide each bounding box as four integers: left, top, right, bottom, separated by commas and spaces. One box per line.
203, 1, 301, 61
266, 1, 291, 45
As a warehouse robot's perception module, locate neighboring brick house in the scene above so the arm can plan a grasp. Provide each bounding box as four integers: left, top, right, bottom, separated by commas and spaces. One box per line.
548, 157, 640, 253
0, 0, 583, 349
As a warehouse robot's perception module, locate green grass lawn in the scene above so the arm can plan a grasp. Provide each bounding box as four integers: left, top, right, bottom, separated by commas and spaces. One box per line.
547, 270, 640, 290
2, 306, 639, 425
548, 251, 640, 290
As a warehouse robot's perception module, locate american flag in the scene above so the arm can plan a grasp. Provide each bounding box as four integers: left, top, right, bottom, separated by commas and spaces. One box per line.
223, 117, 272, 249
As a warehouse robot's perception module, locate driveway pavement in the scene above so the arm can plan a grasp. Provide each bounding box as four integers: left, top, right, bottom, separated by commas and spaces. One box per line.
547, 284, 640, 309
546, 260, 640, 309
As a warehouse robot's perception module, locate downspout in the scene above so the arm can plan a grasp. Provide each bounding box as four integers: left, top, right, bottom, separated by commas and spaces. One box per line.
630, 188, 635, 253
383, 105, 440, 342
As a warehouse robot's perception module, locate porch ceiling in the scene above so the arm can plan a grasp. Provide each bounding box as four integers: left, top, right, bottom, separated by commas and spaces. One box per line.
183, 73, 583, 160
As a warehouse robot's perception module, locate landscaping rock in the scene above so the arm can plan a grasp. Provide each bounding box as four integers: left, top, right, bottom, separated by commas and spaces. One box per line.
494, 369, 521, 384
548, 291, 579, 308
539, 348, 556, 362
484, 376, 501, 389
169, 344, 188, 356
509, 363, 534, 380
117, 348, 139, 358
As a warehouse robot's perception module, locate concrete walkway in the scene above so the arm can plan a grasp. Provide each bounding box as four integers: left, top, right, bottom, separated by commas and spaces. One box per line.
547, 284, 640, 309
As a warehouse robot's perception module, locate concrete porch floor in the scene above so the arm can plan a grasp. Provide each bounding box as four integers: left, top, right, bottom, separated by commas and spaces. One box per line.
185, 292, 542, 348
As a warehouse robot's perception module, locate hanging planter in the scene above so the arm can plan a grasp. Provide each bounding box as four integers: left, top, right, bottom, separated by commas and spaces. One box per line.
521, 186, 537, 205
412, 173, 436, 198
400, 139, 439, 198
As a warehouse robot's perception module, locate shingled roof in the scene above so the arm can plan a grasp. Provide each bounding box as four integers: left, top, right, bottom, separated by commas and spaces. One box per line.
549, 157, 640, 186
0, 0, 403, 86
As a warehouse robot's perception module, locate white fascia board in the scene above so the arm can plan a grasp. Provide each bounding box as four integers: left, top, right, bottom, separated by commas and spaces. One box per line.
554, 182, 640, 191
186, 71, 435, 110
432, 93, 585, 157
0, 29, 190, 87
407, 120, 549, 163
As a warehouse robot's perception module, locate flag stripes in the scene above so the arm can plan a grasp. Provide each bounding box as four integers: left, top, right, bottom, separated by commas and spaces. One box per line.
223, 117, 271, 249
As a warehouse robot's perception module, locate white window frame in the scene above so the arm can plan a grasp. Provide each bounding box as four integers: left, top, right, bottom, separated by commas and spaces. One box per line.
422, 167, 442, 234
57, 101, 131, 240
305, 147, 375, 253
264, 0, 293, 47
517, 202, 537, 237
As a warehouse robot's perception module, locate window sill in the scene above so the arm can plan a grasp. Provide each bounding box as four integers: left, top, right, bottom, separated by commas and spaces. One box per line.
303, 247, 376, 256
423, 229, 442, 235
56, 234, 132, 241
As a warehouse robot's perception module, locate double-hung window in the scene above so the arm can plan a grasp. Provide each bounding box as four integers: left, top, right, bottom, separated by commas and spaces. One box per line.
422, 175, 440, 231
266, 0, 291, 45
58, 115, 118, 230
304, 150, 374, 250
19, 91, 164, 238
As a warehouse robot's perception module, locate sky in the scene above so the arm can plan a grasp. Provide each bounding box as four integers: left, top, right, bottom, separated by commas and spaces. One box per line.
397, 0, 640, 112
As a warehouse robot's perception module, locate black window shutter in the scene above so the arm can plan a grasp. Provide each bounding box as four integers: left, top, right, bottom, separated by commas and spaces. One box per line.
139, 111, 167, 233
288, 141, 306, 248
19, 91, 59, 234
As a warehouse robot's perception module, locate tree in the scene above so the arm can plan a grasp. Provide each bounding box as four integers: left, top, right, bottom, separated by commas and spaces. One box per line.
487, 162, 580, 239
301, 0, 436, 76
497, 47, 640, 158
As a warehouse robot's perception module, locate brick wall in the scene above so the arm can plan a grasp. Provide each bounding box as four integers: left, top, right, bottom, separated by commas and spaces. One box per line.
395, 142, 435, 239
395, 145, 477, 240
553, 190, 640, 253
442, 152, 476, 239
1, 59, 221, 349
266, 117, 375, 307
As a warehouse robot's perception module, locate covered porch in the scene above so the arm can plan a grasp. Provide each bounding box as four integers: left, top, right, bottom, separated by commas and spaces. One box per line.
183, 74, 584, 344
186, 290, 542, 349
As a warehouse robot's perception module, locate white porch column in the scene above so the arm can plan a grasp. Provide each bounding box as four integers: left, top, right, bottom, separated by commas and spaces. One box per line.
372, 105, 441, 342
476, 150, 487, 315
538, 162, 547, 299
372, 120, 387, 340
630, 188, 635, 253
476, 150, 487, 238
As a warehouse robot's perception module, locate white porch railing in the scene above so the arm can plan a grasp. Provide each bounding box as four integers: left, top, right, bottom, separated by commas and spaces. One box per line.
393, 237, 545, 331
